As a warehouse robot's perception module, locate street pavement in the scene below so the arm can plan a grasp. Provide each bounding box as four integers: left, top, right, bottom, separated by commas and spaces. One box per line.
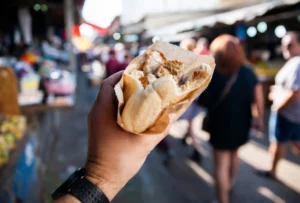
39, 73, 300, 203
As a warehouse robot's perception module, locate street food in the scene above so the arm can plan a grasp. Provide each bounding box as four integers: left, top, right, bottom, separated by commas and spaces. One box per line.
115, 41, 215, 134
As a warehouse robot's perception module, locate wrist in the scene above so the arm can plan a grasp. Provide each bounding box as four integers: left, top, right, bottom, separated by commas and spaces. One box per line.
85, 162, 125, 201
53, 194, 81, 203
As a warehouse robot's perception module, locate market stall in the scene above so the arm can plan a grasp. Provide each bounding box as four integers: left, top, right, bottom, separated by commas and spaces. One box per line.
0, 52, 76, 202
0, 117, 30, 185
0, 0, 81, 201
0, 67, 30, 200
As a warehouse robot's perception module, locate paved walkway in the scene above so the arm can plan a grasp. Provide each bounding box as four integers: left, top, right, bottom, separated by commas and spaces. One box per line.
39, 73, 300, 203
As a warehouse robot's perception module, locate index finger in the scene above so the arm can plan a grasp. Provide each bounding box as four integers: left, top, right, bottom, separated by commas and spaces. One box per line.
101, 71, 124, 88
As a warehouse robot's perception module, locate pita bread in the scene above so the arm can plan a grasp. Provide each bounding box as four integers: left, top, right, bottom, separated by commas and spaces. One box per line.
114, 41, 215, 135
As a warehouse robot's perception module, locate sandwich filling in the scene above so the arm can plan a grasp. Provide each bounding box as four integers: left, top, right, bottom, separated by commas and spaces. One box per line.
129, 50, 209, 90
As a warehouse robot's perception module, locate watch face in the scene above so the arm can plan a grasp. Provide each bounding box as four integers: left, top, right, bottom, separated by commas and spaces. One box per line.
52, 168, 86, 199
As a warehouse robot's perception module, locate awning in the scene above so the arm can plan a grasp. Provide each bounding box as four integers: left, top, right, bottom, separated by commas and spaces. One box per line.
160, 31, 197, 42
80, 17, 120, 36
122, 21, 145, 35
146, 0, 300, 37
122, 10, 220, 35
84, 21, 107, 35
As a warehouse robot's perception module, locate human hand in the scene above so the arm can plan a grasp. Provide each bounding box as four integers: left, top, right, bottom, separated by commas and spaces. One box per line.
269, 85, 282, 111
252, 117, 264, 132
85, 71, 173, 200
268, 85, 277, 101
271, 103, 279, 112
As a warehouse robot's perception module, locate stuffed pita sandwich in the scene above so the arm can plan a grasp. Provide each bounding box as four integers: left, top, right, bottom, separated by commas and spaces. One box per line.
114, 41, 215, 135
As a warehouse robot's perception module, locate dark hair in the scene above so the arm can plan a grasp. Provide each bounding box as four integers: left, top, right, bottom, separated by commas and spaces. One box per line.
124, 52, 129, 59
109, 50, 116, 55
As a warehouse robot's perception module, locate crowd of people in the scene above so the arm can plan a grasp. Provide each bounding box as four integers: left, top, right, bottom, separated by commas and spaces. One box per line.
53, 32, 300, 203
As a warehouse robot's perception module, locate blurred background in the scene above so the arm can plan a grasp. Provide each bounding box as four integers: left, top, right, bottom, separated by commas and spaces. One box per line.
0, 0, 300, 202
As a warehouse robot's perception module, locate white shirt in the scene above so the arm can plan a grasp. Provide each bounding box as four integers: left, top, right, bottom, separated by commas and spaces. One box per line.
275, 56, 300, 123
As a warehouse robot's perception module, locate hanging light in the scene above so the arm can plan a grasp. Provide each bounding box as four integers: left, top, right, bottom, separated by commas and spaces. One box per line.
113, 33, 121, 40
247, 26, 257, 38
275, 25, 286, 38
257, 22, 267, 33
33, 4, 41, 11
41, 4, 48, 12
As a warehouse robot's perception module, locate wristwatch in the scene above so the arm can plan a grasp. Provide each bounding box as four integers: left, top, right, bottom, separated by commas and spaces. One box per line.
51, 168, 110, 203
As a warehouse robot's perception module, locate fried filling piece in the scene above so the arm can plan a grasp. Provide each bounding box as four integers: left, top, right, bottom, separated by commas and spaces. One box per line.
132, 50, 207, 89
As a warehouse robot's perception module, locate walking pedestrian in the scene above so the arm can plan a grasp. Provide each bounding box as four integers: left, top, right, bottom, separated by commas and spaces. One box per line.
256, 31, 300, 179
157, 38, 202, 163
105, 49, 119, 78
179, 38, 203, 161
117, 51, 131, 71
194, 37, 210, 55
198, 34, 264, 203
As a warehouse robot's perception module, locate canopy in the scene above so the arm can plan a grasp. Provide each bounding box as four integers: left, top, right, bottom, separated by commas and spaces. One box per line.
146, 0, 300, 37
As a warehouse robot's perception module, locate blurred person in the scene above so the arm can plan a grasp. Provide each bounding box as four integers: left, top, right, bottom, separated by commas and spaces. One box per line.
117, 51, 131, 71
52, 72, 173, 202
198, 35, 264, 203
90, 57, 106, 80
179, 38, 203, 161
158, 38, 202, 163
100, 46, 110, 63
114, 43, 126, 63
179, 38, 196, 51
105, 49, 119, 78
194, 37, 210, 55
257, 32, 300, 179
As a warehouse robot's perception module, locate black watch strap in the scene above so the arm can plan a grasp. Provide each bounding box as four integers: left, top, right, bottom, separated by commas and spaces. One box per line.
69, 176, 110, 203
51, 168, 110, 203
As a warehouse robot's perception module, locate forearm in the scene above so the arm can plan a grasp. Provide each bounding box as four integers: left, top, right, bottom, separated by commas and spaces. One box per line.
254, 84, 264, 119
275, 91, 299, 112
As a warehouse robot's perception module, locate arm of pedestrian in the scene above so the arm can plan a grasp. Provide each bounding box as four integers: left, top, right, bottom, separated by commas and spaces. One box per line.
252, 84, 264, 132
272, 89, 300, 112
268, 85, 277, 101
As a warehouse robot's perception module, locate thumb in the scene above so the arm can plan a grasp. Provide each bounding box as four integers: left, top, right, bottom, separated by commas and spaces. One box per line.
102, 71, 124, 88
90, 71, 123, 119
97, 71, 124, 105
